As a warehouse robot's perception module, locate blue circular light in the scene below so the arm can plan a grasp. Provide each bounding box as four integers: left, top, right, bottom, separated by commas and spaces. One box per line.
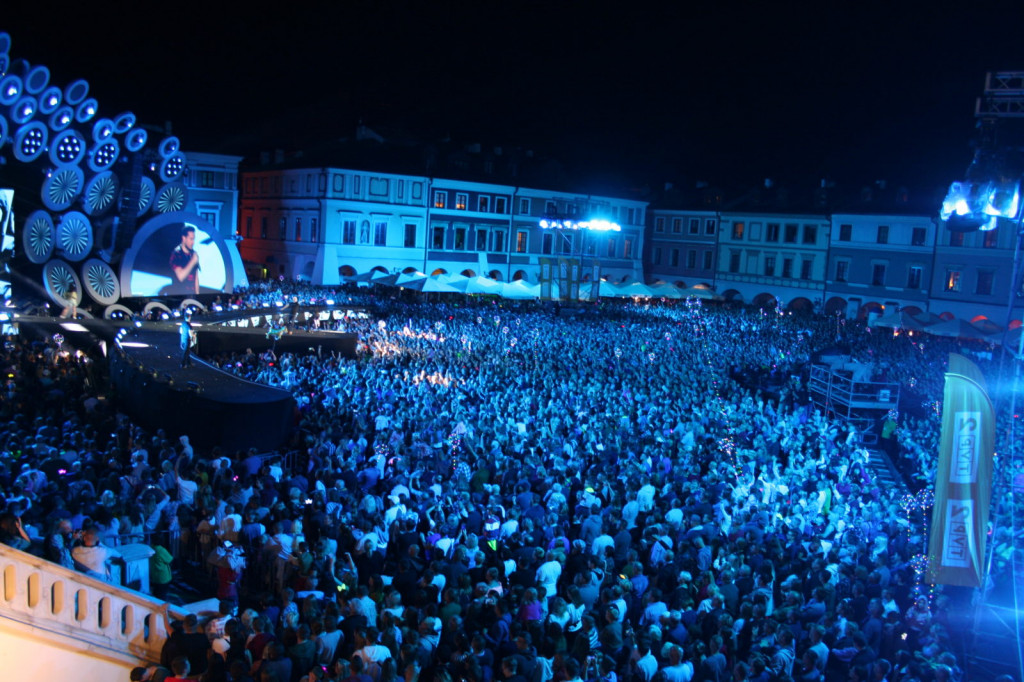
159, 152, 187, 182
48, 105, 74, 131
125, 127, 147, 152
49, 129, 87, 167
23, 65, 50, 94
112, 111, 135, 133
0, 74, 23, 105
75, 97, 98, 123
64, 78, 89, 105
13, 120, 47, 162
92, 117, 114, 142
10, 95, 36, 124
87, 138, 120, 172
158, 135, 180, 158
38, 86, 61, 114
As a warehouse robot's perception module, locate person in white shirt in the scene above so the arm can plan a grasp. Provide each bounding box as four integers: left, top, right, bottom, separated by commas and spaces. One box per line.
71, 526, 122, 582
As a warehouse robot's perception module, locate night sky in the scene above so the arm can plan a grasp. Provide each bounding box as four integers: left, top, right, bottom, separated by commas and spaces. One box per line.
5, 3, 1024, 192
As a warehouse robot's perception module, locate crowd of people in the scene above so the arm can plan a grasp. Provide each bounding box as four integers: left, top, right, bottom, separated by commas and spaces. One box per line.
0, 281, 1020, 682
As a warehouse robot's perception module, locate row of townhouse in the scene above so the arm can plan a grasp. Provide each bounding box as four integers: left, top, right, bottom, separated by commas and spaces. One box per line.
235, 167, 648, 287
647, 207, 1023, 324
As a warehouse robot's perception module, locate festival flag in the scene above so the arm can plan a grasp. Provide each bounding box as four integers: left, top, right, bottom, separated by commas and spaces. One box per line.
926, 353, 995, 587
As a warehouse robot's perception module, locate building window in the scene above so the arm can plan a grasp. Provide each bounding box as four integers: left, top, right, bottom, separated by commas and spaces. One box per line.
260, 217, 268, 239
732, 222, 745, 240
653, 248, 662, 265
944, 268, 962, 292
877, 225, 889, 244
245, 216, 253, 238
478, 196, 490, 212
729, 251, 740, 273
310, 218, 318, 243
784, 224, 798, 243
983, 230, 998, 248
199, 170, 215, 188
839, 224, 852, 241
493, 230, 505, 252
689, 218, 700, 234
495, 197, 507, 214
515, 230, 528, 253
688, 250, 697, 269
476, 229, 488, 251
949, 231, 965, 247
454, 227, 466, 250
803, 225, 817, 244
624, 238, 633, 259
342, 220, 356, 245
871, 263, 886, 286
672, 218, 683, 234
705, 219, 716, 235
545, 200, 557, 215
766, 223, 780, 242
456, 193, 468, 210
907, 266, 922, 289
655, 217, 665, 232
670, 249, 680, 267
912, 227, 926, 246
404, 224, 416, 248
976, 270, 995, 295
351, 176, 360, 194
835, 260, 848, 282
432, 226, 445, 249
279, 217, 287, 240
606, 238, 616, 257
782, 258, 792, 278
295, 217, 302, 241
749, 222, 762, 241
801, 259, 814, 280
763, 255, 775, 276
703, 251, 713, 270
434, 191, 446, 209
519, 198, 530, 214
542, 232, 553, 255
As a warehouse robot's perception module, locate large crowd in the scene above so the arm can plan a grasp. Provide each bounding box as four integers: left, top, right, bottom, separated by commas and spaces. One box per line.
0, 280, 1020, 682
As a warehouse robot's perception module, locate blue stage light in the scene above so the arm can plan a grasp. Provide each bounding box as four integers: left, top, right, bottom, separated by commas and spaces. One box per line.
13, 120, 47, 162
10, 95, 37, 124
23, 64, 49, 95
74, 97, 98, 123
48, 105, 74, 131
0, 74, 22, 105
125, 127, 147, 152
63, 79, 89, 105
49, 129, 87, 166
158, 136, 180, 158
159, 153, 186, 182
87, 139, 119, 172
92, 117, 114, 142
38, 86, 61, 114
112, 111, 135, 133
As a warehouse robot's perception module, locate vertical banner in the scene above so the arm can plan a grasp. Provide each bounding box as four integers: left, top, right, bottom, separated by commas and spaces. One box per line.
558, 258, 569, 301
477, 251, 488, 277
927, 353, 995, 587
539, 258, 552, 300
589, 261, 601, 301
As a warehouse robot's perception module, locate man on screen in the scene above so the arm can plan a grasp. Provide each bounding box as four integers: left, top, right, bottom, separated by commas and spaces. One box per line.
169, 225, 200, 294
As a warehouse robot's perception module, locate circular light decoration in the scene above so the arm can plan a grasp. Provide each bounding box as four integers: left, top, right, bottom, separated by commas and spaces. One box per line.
0, 55, 7, 77
84, 171, 120, 216
158, 135, 180, 158
38, 86, 61, 114
9, 95, 37, 124
43, 260, 82, 307
103, 303, 135, 320
74, 97, 98, 123
48, 128, 86, 166
63, 78, 89, 105
21, 209, 55, 264
159, 153, 186, 183
87, 138, 119, 172
91, 117, 114, 142
0, 31, 10, 53
112, 111, 135, 133
41, 165, 84, 211
0, 74, 23, 105
124, 126, 147, 152
135, 175, 156, 216
13, 120, 47, 162
154, 182, 187, 213
23, 65, 50, 94
56, 211, 93, 261
81, 258, 121, 305
48, 105, 74, 131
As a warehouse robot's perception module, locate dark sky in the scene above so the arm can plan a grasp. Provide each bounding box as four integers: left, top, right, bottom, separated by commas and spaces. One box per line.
4, 3, 1024, 190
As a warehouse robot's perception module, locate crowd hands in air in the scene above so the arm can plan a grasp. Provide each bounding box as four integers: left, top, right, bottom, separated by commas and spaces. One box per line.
1, 280, 1020, 682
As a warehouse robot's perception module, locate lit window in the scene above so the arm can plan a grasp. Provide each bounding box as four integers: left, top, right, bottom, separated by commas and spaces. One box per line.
945, 269, 961, 292
516, 231, 528, 253
434, 191, 446, 209
732, 222, 745, 240
983, 230, 998, 248
456, 193, 468, 210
